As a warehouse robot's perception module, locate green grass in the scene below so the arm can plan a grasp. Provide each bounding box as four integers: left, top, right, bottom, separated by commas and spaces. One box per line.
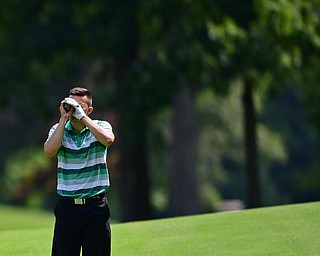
0, 205, 54, 231
0, 205, 54, 255
0, 202, 319, 255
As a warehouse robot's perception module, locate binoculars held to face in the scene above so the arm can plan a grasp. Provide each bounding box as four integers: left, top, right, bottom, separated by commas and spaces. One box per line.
63, 103, 71, 113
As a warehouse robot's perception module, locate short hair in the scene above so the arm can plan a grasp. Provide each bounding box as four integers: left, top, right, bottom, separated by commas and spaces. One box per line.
69, 87, 92, 106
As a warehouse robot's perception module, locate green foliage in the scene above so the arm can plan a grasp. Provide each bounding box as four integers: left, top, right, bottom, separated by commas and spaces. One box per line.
2, 147, 51, 206
257, 0, 320, 46
297, 160, 320, 191
255, 0, 320, 80
0, 0, 319, 218
148, 83, 291, 213
4, 147, 49, 187
295, 57, 320, 133
258, 124, 289, 205
136, 0, 224, 92
258, 124, 287, 165
197, 84, 290, 208
197, 86, 244, 210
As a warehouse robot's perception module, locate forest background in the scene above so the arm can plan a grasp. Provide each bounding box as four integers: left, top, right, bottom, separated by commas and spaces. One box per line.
0, 0, 319, 222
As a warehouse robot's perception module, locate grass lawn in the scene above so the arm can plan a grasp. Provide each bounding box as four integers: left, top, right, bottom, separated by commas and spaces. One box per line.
0, 205, 54, 255
0, 201, 319, 255
0, 205, 54, 231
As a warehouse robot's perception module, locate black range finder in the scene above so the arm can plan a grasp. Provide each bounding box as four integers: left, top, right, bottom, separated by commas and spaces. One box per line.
63, 103, 71, 113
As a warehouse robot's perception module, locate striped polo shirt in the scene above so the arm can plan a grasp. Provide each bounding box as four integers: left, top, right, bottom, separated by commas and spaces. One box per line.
47, 120, 112, 198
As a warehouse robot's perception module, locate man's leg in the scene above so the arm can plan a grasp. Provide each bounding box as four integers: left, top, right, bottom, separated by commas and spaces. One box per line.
51, 201, 82, 256
81, 200, 111, 256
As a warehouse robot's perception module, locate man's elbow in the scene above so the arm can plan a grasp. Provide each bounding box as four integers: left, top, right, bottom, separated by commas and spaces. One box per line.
105, 134, 115, 146
43, 144, 57, 157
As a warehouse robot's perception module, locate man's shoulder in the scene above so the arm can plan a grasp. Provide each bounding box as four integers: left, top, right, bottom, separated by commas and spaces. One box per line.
50, 123, 59, 131
93, 120, 113, 131
50, 122, 68, 131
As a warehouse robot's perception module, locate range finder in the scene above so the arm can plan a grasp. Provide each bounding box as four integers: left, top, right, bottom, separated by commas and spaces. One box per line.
63, 103, 71, 113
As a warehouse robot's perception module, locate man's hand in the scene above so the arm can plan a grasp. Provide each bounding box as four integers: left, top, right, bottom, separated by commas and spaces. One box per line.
63, 97, 86, 120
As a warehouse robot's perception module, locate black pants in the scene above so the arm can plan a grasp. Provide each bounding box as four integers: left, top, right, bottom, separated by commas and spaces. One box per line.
51, 197, 111, 256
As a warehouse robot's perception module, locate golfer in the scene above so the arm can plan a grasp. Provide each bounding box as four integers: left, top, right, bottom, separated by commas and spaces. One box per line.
44, 87, 115, 256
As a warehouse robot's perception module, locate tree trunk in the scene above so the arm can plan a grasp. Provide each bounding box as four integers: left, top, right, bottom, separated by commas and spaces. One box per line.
242, 81, 261, 208
113, 2, 152, 222
117, 114, 151, 221
169, 82, 200, 216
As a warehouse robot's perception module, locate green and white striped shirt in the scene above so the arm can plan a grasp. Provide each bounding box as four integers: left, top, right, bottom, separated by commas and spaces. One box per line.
47, 120, 112, 198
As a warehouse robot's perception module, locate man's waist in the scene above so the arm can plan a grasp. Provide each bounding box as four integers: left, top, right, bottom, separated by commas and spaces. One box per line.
59, 193, 106, 205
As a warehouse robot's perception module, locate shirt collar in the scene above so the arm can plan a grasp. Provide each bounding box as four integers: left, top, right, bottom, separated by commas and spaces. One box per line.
66, 120, 88, 134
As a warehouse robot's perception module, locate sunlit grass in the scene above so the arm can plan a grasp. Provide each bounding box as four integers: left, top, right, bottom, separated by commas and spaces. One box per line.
0, 205, 54, 231
0, 202, 319, 255
113, 202, 320, 256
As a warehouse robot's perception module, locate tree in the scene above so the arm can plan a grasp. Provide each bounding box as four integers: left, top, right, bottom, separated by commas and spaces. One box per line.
170, 83, 200, 216
205, 0, 320, 207
0, 0, 319, 219
0, 0, 155, 221
136, 0, 228, 216
109, 1, 154, 221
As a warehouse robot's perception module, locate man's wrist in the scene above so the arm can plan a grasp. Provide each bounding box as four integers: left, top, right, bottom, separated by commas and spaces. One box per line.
80, 115, 89, 122
59, 116, 68, 125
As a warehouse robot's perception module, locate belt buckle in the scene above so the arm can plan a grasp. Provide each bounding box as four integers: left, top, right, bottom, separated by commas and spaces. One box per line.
74, 198, 85, 205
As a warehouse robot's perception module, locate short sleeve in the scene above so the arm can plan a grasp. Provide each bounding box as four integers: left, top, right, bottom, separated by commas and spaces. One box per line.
96, 120, 113, 132
47, 123, 59, 140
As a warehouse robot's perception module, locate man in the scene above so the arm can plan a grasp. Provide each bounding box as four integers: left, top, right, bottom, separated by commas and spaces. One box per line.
44, 87, 115, 256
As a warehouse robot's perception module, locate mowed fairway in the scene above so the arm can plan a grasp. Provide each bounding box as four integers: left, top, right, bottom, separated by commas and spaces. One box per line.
0, 205, 54, 255
113, 202, 320, 256
0, 202, 319, 255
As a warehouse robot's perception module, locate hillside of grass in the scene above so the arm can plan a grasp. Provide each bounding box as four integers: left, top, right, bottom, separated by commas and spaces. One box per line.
0, 202, 319, 255
0, 205, 54, 255
113, 201, 320, 256
0, 205, 54, 231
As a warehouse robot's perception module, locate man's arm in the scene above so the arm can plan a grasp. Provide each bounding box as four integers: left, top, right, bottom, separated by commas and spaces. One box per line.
64, 97, 114, 146
44, 102, 69, 157
81, 116, 115, 147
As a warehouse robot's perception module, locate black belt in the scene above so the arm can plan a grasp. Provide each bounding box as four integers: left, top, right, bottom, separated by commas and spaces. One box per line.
60, 193, 106, 205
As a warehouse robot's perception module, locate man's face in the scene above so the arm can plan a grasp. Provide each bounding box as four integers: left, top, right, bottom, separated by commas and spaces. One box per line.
69, 95, 93, 120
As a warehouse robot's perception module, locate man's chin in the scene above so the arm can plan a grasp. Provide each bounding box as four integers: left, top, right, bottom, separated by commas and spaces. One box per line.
70, 116, 80, 123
